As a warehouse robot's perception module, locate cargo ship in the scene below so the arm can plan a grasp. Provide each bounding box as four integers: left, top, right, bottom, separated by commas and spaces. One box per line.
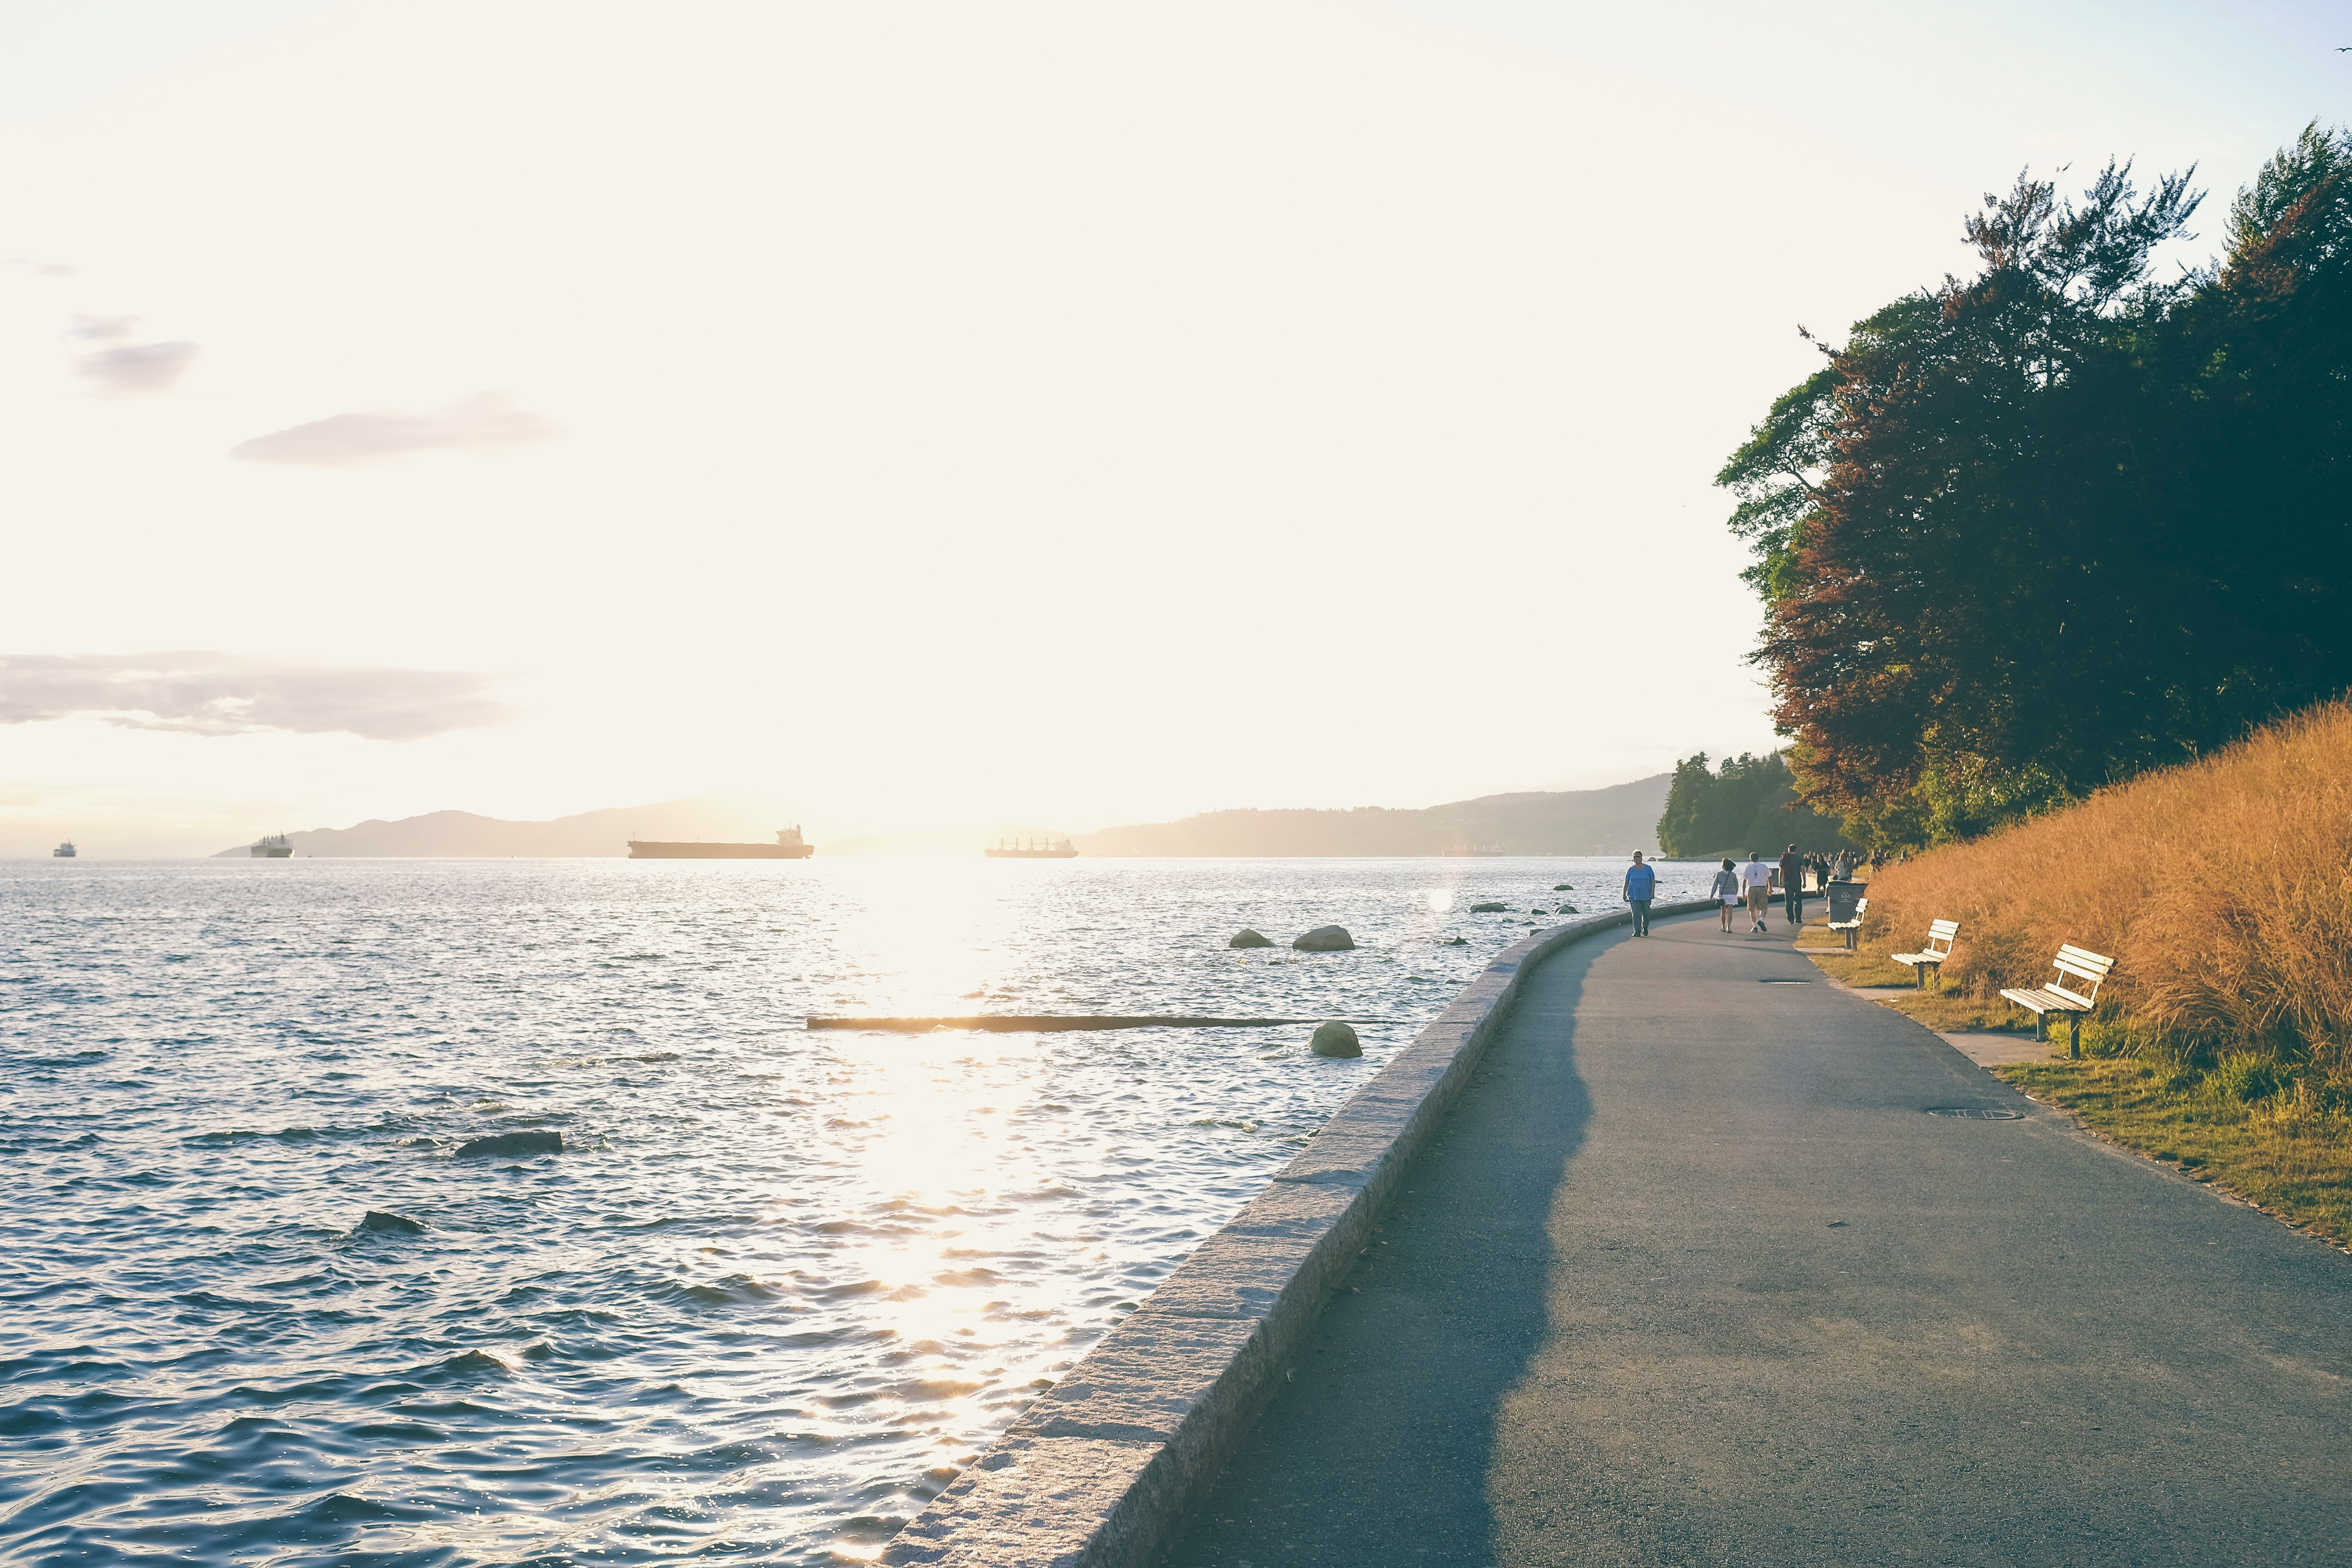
628, 826, 814, 860
52, 841, 76, 858
250, 834, 293, 858
985, 836, 1077, 859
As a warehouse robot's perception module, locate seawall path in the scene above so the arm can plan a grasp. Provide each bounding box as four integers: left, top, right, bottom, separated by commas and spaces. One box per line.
1163, 910, 2352, 1565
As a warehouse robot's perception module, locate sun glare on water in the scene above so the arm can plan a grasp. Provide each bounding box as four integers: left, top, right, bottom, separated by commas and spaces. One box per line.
0, 855, 1719, 1565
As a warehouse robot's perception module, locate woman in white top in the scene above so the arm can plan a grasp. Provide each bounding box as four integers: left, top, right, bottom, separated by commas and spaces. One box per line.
1711, 857, 1742, 932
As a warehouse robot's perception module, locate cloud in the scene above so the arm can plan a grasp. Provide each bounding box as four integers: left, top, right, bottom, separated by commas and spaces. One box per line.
230, 392, 560, 467
69, 314, 138, 341
74, 339, 201, 397
0, 652, 518, 742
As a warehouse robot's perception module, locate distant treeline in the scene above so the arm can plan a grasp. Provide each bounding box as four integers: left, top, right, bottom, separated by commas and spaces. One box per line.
1722, 124, 2352, 849
1654, 751, 1862, 860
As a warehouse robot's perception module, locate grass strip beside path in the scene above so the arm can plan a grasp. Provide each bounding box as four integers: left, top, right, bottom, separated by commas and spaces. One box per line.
1798, 949, 1920, 989
1800, 926, 2352, 1251
1997, 1059, 2352, 1250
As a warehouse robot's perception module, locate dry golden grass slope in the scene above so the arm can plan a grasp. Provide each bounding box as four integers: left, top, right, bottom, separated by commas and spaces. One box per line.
1845, 699, 2352, 1246
1857, 698, 2352, 1066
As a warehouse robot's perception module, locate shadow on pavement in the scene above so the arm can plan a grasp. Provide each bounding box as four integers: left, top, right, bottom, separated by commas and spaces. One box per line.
1160, 934, 1603, 1567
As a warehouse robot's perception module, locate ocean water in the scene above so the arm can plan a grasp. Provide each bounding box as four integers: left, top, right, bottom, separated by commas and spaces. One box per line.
1, 855, 1713, 1566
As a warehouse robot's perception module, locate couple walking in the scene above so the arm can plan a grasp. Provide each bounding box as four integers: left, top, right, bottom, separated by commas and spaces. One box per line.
1708, 844, 1808, 934
1620, 844, 1811, 938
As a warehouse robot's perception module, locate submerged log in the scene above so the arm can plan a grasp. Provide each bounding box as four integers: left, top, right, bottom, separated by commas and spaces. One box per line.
808, 1014, 1343, 1033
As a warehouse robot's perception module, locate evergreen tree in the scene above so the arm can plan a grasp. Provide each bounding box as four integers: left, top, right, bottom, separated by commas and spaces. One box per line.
1655, 751, 1863, 858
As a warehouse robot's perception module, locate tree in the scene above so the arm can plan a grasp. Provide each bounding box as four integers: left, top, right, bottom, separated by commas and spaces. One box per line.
1655, 750, 1864, 859
1721, 132, 2352, 848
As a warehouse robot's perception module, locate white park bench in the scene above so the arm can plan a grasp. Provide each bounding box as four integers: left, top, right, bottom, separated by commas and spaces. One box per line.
1999, 944, 2115, 1058
1889, 918, 1957, 987
1825, 895, 1868, 951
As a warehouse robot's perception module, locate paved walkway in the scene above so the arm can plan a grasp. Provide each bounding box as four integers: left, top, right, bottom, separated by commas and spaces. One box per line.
1163, 912, 2352, 1567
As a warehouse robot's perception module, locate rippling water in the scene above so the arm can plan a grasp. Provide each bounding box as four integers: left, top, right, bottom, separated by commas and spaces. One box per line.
1, 854, 1712, 1565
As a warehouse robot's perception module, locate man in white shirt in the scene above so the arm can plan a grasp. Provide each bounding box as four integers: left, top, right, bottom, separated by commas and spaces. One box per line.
1740, 851, 1774, 934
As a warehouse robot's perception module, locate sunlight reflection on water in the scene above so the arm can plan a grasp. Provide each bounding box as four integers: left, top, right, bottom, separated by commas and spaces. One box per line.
0, 855, 1710, 1565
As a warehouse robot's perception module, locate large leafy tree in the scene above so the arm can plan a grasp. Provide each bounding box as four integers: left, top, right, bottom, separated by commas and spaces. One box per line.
1723, 131, 2352, 847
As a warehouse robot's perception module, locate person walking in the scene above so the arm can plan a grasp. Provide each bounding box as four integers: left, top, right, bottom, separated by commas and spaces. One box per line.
1780, 842, 1806, 928
1741, 850, 1773, 933
1711, 857, 1741, 933
1623, 851, 1657, 936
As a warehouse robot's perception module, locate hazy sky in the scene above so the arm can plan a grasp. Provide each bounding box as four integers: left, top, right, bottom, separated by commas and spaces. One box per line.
3, 0, 2347, 854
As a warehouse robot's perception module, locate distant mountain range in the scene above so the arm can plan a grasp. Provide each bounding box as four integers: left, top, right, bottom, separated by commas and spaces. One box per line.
210, 793, 803, 858
212, 775, 1676, 858
1072, 775, 1672, 857
212, 795, 1076, 858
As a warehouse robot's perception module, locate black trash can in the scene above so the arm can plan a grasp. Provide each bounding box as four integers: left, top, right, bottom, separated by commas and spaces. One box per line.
1825, 880, 1864, 927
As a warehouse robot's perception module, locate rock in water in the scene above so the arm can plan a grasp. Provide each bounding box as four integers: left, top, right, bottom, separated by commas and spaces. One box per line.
1441, 936, 1468, 946
1310, 1021, 1362, 1058
1228, 929, 1273, 949
454, 1130, 563, 1159
1469, 902, 1508, 913
1291, 926, 1355, 952
361, 1209, 428, 1235
1553, 884, 1573, 891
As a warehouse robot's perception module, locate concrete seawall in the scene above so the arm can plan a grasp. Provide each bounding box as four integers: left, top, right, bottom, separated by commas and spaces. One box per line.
881, 901, 1714, 1568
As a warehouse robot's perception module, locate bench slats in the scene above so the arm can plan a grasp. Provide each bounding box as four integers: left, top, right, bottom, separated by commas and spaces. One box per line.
1927, 919, 1960, 937
1998, 986, 2091, 1014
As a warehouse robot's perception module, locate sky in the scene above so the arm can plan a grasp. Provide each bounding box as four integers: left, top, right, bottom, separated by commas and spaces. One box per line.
2, 0, 2348, 855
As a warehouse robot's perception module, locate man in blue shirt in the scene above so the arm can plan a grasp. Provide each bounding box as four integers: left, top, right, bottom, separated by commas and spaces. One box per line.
1623, 852, 1658, 936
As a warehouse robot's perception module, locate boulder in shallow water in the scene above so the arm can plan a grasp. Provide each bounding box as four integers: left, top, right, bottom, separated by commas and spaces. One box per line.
1469, 902, 1508, 913
1310, 1021, 1362, 1058
1441, 936, 1468, 946
1228, 929, 1273, 949
361, 1209, 428, 1235
454, 1130, 563, 1160
1553, 884, 1573, 891
1291, 925, 1355, 952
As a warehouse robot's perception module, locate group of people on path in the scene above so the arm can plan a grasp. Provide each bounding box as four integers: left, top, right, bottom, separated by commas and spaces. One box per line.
1707, 846, 1811, 933
1618, 845, 1827, 937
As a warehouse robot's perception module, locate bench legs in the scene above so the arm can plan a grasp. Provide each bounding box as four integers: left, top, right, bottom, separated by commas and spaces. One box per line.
2023, 1011, 2081, 1054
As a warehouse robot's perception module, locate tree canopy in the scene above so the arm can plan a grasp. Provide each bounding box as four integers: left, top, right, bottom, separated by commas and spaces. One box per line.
1722, 127, 2352, 849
